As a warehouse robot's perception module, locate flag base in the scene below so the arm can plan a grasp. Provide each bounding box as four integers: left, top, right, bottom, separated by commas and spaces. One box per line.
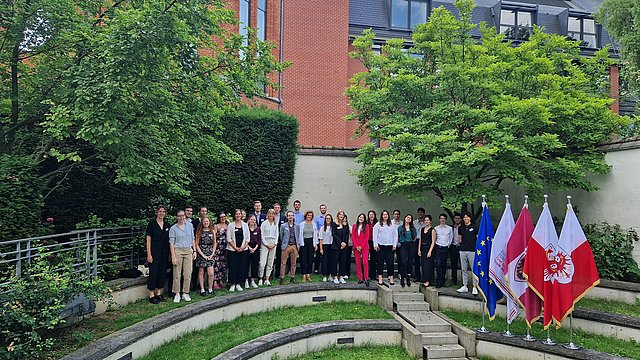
542, 338, 556, 346
522, 334, 536, 342
563, 342, 580, 350
502, 330, 515, 338
476, 326, 490, 333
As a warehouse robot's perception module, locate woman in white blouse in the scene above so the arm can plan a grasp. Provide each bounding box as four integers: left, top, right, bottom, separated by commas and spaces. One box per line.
258, 209, 279, 286
373, 210, 398, 286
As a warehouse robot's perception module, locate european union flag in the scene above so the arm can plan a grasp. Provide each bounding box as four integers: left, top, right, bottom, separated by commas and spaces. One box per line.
473, 203, 504, 320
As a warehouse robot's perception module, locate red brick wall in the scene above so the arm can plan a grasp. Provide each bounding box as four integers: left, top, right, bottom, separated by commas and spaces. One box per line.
610, 64, 620, 115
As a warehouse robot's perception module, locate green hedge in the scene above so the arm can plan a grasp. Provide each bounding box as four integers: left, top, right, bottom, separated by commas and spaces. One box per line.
584, 222, 640, 282
0, 155, 47, 241
187, 106, 298, 214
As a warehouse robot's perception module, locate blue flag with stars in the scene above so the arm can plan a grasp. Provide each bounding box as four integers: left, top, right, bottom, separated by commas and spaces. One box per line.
473, 203, 504, 320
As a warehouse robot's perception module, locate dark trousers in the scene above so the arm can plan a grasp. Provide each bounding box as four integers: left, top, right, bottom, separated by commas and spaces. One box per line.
322, 244, 338, 277
420, 245, 434, 283
227, 250, 248, 285
368, 240, 377, 280
412, 241, 422, 280
338, 246, 350, 277
274, 240, 282, 277
397, 242, 416, 280
247, 248, 260, 279
435, 245, 449, 287
376, 245, 395, 278
448, 245, 459, 284
147, 242, 168, 291
313, 247, 323, 273
299, 238, 315, 275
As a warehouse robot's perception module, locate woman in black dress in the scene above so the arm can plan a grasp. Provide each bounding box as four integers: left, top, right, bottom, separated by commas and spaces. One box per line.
146, 206, 170, 304
195, 217, 217, 295
418, 215, 436, 287
214, 212, 228, 289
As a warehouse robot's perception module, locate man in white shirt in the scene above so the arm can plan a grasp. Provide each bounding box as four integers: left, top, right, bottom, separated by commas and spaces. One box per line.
412, 207, 426, 281
434, 213, 453, 288
449, 213, 462, 286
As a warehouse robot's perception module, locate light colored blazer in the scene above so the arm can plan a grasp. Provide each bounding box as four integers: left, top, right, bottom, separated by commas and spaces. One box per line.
226, 221, 250, 251
280, 222, 302, 250
260, 220, 279, 246
298, 221, 319, 246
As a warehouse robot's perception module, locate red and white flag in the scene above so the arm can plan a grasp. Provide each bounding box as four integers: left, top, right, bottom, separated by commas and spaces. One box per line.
523, 202, 558, 329
505, 206, 542, 327
551, 204, 600, 327
489, 202, 516, 323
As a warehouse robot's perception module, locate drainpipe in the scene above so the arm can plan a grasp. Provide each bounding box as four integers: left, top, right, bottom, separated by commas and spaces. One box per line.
278, 0, 284, 111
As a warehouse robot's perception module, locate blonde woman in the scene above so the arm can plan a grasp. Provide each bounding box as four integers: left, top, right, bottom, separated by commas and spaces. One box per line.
226, 209, 250, 292
334, 210, 350, 284
259, 209, 279, 286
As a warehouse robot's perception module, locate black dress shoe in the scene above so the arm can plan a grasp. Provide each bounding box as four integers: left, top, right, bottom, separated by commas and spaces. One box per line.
407, 278, 411, 287
157, 295, 167, 302
149, 297, 160, 304
358, 280, 363, 284
365, 280, 370, 287
400, 278, 405, 287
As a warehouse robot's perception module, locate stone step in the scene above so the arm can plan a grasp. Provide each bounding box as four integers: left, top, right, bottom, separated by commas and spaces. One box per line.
423, 344, 466, 359
422, 332, 459, 345
392, 292, 424, 301
394, 301, 430, 312
397, 311, 451, 333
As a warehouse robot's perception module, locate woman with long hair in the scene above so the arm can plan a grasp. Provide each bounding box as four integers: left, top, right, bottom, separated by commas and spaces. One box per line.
334, 210, 350, 284
145, 206, 170, 304
213, 212, 229, 289
195, 217, 217, 295
297, 210, 318, 282
373, 210, 398, 286
418, 215, 436, 287
246, 215, 261, 288
367, 210, 378, 281
258, 209, 279, 286
318, 214, 338, 283
226, 209, 250, 291
351, 213, 370, 286
397, 214, 417, 288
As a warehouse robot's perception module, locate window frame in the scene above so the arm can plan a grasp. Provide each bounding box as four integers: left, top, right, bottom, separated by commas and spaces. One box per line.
257, 0, 267, 41
567, 14, 598, 49
390, 0, 430, 30
499, 6, 535, 41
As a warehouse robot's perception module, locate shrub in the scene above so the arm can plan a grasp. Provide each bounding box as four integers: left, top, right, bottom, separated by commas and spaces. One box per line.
187, 106, 299, 213
584, 222, 640, 282
0, 255, 109, 359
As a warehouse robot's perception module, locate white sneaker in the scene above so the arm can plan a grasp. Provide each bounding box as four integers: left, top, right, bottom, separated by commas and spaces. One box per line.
265, 279, 271, 286
229, 285, 236, 292
236, 284, 244, 291
258, 279, 263, 286
251, 280, 258, 288
173, 294, 180, 303
333, 277, 339, 284
244, 280, 249, 288
457, 286, 468, 293
322, 277, 328, 282
339, 278, 346, 284
472, 287, 478, 295
182, 293, 191, 302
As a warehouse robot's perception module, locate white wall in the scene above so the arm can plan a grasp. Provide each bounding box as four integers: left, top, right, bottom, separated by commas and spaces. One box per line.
289, 150, 640, 265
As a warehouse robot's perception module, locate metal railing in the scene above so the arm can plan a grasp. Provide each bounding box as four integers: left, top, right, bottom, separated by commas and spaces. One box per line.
0, 226, 145, 290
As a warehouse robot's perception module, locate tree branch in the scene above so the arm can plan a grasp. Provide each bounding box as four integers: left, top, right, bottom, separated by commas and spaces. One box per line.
93, 0, 127, 27
42, 164, 74, 201
39, 152, 100, 180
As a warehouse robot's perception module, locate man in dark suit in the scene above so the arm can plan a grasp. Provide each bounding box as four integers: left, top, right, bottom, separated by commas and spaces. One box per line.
250, 200, 267, 226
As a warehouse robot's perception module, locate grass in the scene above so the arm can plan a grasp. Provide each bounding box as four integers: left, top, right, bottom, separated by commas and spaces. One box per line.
440, 309, 640, 360
287, 345, 413, 359
138, 301, 392, 360
576, 298, 640, 318
48, 273, 363, 359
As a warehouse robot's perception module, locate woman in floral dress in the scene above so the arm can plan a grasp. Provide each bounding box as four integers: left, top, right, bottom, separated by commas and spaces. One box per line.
214, 212, 228, 289
195, 217, 217, 295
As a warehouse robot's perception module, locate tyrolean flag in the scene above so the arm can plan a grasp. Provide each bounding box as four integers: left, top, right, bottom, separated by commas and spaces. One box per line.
473, 203, 504, 319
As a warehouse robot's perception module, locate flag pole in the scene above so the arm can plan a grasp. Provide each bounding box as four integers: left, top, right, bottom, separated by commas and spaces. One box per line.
542, 327, 556, 345
562, 196, 580, 350
523, 327, 535, 342
502, 195, 515, 338
478, 299, 490, 333
563, 313, 580, 350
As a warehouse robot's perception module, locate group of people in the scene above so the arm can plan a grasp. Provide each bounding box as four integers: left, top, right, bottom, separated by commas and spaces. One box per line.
144, 200, 479, 304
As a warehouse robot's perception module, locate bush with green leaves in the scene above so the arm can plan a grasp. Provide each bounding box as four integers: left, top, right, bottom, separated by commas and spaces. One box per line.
0, 255, 109, 359
187, 106, 299, 214
584, 222, 640, 282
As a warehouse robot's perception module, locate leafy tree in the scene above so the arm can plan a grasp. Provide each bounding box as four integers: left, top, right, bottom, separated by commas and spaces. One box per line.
596, 0, 640, 94
0, 0, 285, 199
346, 0, 629, 219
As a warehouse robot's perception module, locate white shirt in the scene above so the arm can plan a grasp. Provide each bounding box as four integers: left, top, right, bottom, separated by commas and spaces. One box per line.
373, 223, 398, 247
260, 220, 279, 246
318, 225, 333, 246
435, 225, 453, 247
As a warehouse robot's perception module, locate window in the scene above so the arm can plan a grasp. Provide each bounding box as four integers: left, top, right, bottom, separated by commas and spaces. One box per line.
500, 9, 533, 40
568, 16, 597, 48
391, 0, 428, 29
239, 0, 250, 42
257, 0, 267, 41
